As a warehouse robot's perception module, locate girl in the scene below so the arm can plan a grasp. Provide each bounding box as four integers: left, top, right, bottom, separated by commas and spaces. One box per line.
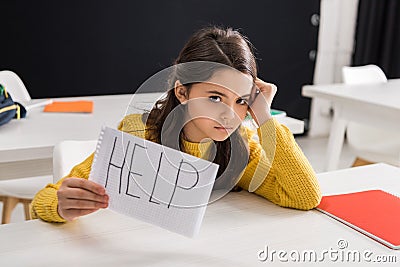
31, 27, 321, 222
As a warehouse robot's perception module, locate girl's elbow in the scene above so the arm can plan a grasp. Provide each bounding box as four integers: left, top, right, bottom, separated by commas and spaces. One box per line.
300, 189, 322, 210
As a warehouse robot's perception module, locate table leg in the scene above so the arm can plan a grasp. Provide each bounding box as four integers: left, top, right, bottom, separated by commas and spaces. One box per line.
325, 106, 347, 171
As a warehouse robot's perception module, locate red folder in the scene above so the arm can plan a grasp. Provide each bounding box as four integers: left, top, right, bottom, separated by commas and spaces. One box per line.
317, 190, 400, 249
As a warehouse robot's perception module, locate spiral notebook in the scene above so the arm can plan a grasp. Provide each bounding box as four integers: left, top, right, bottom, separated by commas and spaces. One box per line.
89, 126, 219, 237
317, 190, 400, 249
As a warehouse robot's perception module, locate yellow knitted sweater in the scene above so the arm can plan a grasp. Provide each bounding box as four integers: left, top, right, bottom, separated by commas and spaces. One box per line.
31, 114, 321, 222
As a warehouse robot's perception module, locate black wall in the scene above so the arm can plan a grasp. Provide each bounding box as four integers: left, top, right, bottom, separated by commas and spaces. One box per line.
1, 0, 320, 120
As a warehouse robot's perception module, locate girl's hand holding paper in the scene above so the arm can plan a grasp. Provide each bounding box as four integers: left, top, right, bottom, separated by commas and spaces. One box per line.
57, 177, 109, 221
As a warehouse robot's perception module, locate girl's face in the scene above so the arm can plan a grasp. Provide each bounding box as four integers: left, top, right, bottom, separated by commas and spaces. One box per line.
176, 69, 254, 142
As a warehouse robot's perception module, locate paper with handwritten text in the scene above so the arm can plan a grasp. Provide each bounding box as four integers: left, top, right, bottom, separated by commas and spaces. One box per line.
89, 127, 219, 237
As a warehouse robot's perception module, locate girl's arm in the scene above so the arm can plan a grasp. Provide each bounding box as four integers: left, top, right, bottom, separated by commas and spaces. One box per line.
30, 154, 97, 222
31, 114, 146, 222
236, 118, 321, 210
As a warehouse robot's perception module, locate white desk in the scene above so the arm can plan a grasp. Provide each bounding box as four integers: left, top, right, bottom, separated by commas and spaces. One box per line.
0, 93, 160, 163
0, 163, 399, 266
302, 79, 400, 171
0, 93, 304, 179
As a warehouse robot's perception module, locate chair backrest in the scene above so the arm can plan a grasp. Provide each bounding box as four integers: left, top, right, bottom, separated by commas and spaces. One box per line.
0, 70, 31, 101
342, 64, 387, 84
53, 140, 97, 183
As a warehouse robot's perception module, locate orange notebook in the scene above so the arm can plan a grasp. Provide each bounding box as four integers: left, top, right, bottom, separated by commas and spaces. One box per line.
317, 190, 400, 249
43, 101, 93, 113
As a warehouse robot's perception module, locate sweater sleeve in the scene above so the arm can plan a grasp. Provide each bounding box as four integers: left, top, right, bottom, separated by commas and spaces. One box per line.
31, 114, 147, 222
236, 118, 321, 210
30, 154, 95, 222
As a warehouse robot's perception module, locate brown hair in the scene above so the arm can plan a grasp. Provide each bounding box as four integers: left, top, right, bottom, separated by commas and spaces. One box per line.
145, 26, 258, 189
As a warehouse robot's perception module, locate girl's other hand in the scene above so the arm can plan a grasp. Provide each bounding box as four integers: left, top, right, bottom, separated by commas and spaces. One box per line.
57, 177, 109, 221
249, 78, 277, 127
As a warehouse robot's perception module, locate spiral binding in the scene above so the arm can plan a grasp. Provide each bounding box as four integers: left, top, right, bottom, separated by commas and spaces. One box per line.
92, 126, 106, 166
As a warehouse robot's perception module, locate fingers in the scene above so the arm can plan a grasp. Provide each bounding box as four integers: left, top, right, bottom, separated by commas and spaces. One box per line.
254, 79, 277, 102
60, 198, 108, 210
63, 187, 108, 202
58, 199, 107, 221
58, 188, 109, 209
249, 83, 261, 106
248, 78, 277, 127
57, 177, 109, 221
63, 177, 106, 195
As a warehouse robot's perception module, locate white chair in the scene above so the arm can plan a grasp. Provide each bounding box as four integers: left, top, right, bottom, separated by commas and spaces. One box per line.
0, 70, 31, 101
0, 70, 47, 224
0, 175, 52, 224
0, 71, 96, 223
342, 64, 400, 167
0, 140, 97, 223
52, 140, 97, 183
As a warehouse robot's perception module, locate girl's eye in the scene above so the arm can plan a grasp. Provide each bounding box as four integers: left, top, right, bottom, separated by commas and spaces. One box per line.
236, 98, 248, 105
209, 96, 221, 102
